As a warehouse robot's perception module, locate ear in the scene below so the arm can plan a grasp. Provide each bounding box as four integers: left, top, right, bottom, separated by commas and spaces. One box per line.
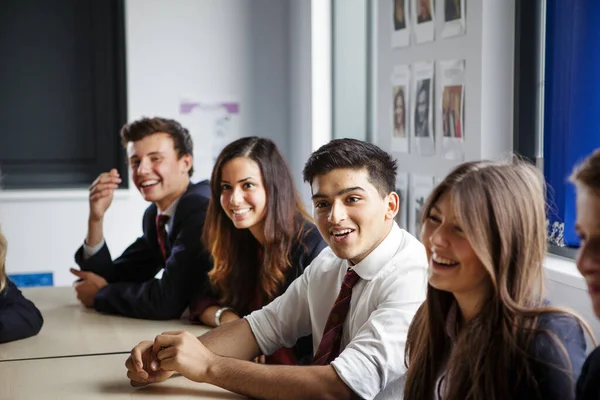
385, 192, 400, 220
180, 154, 193, 174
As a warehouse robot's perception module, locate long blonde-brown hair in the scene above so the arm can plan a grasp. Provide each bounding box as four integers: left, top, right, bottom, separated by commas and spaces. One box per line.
0, 228, 7, 293
404, 159, 589, 400
202, 137, 311, 313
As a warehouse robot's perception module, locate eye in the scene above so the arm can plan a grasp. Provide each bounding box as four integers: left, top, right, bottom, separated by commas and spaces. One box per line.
220, 183, 231, 191
427, 214, 441, 224
453, 225, 464, 233
314, 201, 330, 209
130, 160, 140, 167
243, 182, 255, 189
151, 156, 161, 162
346, 196, 360, 203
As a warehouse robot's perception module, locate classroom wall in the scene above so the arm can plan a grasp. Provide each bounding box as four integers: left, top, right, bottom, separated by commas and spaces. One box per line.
1, 0, 315, 287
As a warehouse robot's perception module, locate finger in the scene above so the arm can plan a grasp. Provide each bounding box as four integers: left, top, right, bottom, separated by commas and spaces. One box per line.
89, 190, 115, 202
109, 168, 121, 178
90, 183, 119, 194
156, 346, 176, 361
153, 334, 180, 348
131, 342, 152, 371
69, 268, 89, 278
161, 331, 184, 336
127, 370, 149, 386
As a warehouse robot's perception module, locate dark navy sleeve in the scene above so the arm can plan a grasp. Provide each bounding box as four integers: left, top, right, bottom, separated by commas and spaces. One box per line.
0, 279, 43, 343
74, 207, 162, 284
93, 191, 213, 320
523, 313, 587, 400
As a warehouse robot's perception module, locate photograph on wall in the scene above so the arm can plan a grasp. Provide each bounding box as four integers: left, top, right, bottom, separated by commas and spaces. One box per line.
392, 0, 410, 48
439, 59, 465, 160
391, 65, 410, 152
441, 0, 466, 38
409, 174, 435, 237
412, 0, 435, 43
411, 61, 435, 156
394, 172, 409, 230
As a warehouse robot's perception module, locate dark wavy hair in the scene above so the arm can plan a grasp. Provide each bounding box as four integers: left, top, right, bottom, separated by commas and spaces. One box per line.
203, 137, 311, 312
120, 117, 194, 176
302, 138, 397, 197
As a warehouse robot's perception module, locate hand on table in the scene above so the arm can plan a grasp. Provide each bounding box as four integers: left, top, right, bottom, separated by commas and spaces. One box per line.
70, 268, 107, 308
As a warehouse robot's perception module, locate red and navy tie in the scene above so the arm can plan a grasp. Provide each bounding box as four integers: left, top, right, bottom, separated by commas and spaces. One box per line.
155, 214, 170, 261
312, 268, 360, 365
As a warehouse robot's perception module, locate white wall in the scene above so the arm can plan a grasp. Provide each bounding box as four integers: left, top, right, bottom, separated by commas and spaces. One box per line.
2, 0, 319, 286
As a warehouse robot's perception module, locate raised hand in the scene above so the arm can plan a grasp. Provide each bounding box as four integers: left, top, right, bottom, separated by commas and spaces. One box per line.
88, 169, 121, 222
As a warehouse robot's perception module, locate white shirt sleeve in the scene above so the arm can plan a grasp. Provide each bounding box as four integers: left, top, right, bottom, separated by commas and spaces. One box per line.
82, 239, 105, 260
331, 264, 427, 400
245, 265, 313, 356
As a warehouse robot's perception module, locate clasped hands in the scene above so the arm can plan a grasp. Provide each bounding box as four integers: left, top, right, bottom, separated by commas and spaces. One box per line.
70, 268, 108, 308
125, 331, 216, 386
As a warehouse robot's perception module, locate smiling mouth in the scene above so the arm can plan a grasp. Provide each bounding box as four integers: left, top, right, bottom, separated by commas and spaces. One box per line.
432, 252, 459, 267
232, 208, 252, 216
140, 180, 159, 189
330, 229, 355, 239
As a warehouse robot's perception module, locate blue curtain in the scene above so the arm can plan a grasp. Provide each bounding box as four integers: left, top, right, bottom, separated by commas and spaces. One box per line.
544, 0, 600, 247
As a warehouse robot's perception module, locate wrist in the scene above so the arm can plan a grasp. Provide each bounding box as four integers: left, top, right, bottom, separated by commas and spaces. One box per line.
214, 307, 235, 327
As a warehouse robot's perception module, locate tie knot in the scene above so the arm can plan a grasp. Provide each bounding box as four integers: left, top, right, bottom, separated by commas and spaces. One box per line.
343, 268, 360, 288
156, 214, 170, 229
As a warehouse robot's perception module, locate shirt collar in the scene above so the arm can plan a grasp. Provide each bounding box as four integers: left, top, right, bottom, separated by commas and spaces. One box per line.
158, 194, 182, 219
346, 222, 404, 281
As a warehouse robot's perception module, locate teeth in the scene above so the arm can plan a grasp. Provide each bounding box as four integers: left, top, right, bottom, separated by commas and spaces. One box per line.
432, 253, 458, 265
333, 229, 353, 236
232, 208, 251, 215
140, 180, 158, 187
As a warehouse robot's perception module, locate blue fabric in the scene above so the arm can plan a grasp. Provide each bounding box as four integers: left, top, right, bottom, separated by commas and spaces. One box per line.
544, 0, 600, 247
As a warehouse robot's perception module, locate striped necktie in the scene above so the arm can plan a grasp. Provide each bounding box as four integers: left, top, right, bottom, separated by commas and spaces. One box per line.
156, 214, 170, 261
312, 268, 360, 365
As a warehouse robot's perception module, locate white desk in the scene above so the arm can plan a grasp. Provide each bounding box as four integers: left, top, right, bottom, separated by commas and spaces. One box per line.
0, 353, 245, 399
0, 286, 210, 361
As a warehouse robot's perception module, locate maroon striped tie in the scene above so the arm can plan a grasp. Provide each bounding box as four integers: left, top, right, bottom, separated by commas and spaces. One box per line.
156, 214, 170, 261
312, 268, 360, 365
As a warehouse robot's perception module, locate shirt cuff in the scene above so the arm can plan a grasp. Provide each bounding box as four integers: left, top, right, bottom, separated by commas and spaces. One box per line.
82, 239, 105, 260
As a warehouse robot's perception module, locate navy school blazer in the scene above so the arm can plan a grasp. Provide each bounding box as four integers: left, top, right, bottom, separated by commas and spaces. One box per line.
0, 278, 43, 343
74, 180, 212, 320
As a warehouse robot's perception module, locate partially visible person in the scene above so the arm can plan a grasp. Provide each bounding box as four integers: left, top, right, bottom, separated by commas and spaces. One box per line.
571, 149, 600, 400
189, 136, 326, 365
414, 79, 430, 138
71, 117, 212, 320
418, 0, 432, 23
125, 138, 428, 399
404, 160, 588, 400
394, 0, 406, 30
394, 87, 407, 138
0, 227, 43, 343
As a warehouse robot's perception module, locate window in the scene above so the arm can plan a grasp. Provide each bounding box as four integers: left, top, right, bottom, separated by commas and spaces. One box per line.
514, 0, 600, 258
0, 0, 127, 189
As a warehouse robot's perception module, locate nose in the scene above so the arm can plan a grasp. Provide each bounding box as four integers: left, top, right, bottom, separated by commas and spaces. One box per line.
577, 243, 600, 276
429, 225, 449, 249
328, 201, 347, 224
137, 158, 151, 175
229, 187, 244, 206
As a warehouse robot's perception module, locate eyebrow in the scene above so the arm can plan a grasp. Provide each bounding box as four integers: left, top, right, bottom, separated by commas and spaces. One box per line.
129, 151, 162, 160
221, 177, 256, 184
311, 186, 365, 200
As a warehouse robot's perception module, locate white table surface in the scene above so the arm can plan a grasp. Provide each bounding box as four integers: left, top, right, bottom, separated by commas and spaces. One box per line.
0, 286, 209, 361
0, 353, 245, 399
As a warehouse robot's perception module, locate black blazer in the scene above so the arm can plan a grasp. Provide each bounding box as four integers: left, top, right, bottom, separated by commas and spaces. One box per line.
74, 181, 212, 320
0, 278, 43, 343
577, 345, 600, 399
514, 312, 587, 399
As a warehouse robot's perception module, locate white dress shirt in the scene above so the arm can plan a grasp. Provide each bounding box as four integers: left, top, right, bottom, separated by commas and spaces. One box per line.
245, 222, 428, 400
82, 196, 181, 260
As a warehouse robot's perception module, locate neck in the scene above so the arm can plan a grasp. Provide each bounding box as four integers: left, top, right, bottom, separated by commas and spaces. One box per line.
156, 181, 188, 213
453, 286, 490, 326
249, 221, 266, 246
